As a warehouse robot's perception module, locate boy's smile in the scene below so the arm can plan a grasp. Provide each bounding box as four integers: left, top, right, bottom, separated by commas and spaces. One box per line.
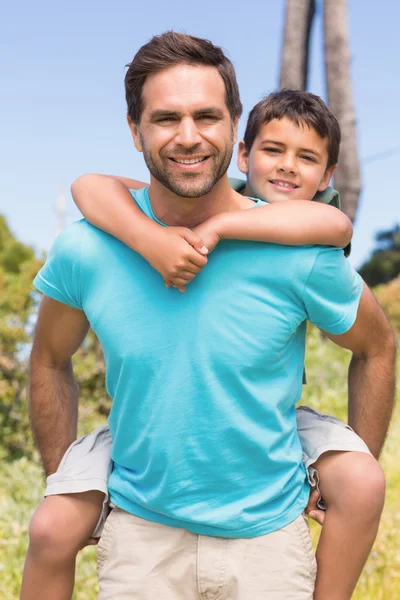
238, 117, 336, 203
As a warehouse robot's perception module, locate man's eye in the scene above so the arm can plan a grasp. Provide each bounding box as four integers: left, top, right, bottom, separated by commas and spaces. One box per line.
198, 115, 218, 121
157, 117, 176, 124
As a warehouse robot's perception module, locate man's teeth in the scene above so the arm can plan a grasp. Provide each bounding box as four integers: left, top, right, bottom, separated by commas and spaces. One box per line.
173, 158, 205, 164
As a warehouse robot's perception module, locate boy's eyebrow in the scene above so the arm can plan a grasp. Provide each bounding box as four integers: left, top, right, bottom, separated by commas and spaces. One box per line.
260, 139, 323, 158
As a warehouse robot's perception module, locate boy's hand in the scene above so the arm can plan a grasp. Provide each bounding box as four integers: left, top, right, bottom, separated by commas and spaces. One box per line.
140, 226, 208, 292
305, 488, 326, 526
192, 217, 222, 254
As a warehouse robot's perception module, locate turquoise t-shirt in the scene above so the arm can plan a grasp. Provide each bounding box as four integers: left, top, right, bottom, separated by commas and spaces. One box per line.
34, 187, 363, 539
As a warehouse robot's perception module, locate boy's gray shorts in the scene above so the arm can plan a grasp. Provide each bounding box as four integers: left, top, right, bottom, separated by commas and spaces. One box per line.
44, 406, 371, 537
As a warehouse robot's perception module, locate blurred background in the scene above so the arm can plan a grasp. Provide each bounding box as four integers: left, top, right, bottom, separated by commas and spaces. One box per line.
0, 1, 399, 598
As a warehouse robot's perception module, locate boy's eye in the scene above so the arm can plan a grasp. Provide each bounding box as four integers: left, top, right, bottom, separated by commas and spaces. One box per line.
300, 155, 316, 162
263, 147, 281, 154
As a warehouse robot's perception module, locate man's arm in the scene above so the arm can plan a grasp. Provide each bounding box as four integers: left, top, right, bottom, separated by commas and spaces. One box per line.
323, 284, 397, 458
29, 295, 90, 476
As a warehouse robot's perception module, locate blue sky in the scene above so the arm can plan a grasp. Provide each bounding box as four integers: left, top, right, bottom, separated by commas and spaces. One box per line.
1, 0, 399, 268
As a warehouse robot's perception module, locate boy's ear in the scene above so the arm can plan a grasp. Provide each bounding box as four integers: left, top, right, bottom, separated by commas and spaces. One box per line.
237, 140, 250, 174
127, 116, 143, 153
318, 164, 337, 191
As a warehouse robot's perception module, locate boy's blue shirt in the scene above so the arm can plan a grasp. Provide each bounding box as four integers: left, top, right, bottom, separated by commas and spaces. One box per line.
33, 187, 362, 539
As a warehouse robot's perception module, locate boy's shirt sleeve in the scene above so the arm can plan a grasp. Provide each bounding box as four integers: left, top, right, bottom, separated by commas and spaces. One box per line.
303, 246, 363, 334
33, 221, 85, 310
313, 187, 341, 209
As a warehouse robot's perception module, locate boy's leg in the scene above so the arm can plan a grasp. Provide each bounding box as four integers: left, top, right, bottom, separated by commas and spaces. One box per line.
296, 406, 385, 600
20, 424, 112, 600
312, 451, 385, 600
20, 491, 105, 600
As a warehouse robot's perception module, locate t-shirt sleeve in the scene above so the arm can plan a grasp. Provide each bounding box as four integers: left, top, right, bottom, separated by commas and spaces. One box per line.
303, 246, 363, 334
33, 221, 85, 310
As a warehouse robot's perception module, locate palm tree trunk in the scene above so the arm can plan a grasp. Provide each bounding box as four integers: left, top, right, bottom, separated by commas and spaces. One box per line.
280, 0, 316, 90
324, 0, 361, 222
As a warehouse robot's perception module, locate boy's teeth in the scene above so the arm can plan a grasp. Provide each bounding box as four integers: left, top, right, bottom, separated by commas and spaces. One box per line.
174, 158, 204, 164
273, 180, 296, 188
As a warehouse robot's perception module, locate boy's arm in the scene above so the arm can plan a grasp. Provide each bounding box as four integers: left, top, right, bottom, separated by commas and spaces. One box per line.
71, 174, 208, 291
195, 200, 352, 251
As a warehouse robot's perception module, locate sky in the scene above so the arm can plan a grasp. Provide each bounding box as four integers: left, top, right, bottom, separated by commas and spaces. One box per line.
1, 0, 399, 269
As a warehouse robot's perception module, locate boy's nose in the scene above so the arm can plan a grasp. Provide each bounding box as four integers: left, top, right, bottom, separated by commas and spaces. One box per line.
278, 153, 296, 173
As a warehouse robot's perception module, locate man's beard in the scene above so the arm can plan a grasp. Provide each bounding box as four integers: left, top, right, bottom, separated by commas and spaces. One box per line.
139, 132, 234, 198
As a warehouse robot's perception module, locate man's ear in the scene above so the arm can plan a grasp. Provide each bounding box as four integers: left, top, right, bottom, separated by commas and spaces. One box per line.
232, 117, 240, 145
237, 140, 250, 174
318, 164, 337, 191
127, 116, 143, 152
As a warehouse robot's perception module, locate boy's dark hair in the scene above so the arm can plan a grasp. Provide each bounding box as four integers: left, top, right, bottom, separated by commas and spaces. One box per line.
243, 89, 341, 169
125, 31, 243, 125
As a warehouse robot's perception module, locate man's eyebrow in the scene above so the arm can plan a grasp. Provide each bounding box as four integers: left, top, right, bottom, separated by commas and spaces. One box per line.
149, 110, 180, 121
194, 107, 225, 118
149, 107, 225, 121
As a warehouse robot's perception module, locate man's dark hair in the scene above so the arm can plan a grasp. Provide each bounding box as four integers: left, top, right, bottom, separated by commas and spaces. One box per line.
243, 89, 341, 169
125, 31, 242, 125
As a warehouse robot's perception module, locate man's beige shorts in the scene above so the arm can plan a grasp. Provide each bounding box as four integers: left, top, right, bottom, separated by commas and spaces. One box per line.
97, 507, 317, 600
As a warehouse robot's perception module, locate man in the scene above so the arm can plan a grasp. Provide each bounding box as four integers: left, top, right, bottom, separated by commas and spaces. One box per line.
29, 32, 396, 599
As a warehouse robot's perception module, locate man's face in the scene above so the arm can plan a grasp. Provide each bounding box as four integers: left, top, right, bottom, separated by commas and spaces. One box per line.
238, 117, 336, 203
129, 64, 237, 198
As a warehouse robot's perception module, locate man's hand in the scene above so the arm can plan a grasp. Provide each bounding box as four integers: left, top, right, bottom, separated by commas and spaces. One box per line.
305, 488, 326, 526
141, 226, 209, 293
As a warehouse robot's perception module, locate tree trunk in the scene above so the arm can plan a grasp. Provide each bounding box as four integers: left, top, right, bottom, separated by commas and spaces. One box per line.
324, 0, 361, 222
280, 0, 316, 90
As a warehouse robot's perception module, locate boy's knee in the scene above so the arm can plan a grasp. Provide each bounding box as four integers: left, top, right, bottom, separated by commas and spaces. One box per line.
29, 502, 78, 562
322, 453, 385, 519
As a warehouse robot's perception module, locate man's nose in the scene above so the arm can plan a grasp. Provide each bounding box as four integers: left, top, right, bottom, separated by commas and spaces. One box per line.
175, 117, 202, 147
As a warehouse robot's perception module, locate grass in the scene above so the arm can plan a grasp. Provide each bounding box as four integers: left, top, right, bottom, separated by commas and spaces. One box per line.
0, 326, 399, 599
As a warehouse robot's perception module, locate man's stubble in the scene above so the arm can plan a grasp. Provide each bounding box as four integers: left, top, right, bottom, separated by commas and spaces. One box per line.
139, 129, 235, 198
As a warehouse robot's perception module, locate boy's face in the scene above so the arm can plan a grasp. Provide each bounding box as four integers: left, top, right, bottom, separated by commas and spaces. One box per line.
237, 117, 336, 203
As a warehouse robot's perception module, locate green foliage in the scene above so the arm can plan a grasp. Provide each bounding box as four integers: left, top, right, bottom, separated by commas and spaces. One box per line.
0, 217, 43, 459
374, 276, 400, 335
359, 225, 400, 287
0, 216, 110, 459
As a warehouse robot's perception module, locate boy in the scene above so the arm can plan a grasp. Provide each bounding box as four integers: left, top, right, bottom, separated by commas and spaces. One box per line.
21, 90, 384, 600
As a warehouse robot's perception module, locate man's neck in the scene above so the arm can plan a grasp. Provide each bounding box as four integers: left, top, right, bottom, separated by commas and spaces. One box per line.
148, 175, 255, 227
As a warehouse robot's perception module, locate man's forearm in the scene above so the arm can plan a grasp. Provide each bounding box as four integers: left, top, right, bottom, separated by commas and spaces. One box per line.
348, 344, 397, 458
29, 355, 79, 476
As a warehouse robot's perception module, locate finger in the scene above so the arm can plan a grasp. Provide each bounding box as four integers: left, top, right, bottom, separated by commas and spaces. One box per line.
305, 488, 320, 513
182, 230, 209, 255
308, 510, 325, 526
187, 253, 208, 269
171, 277, 192, 288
